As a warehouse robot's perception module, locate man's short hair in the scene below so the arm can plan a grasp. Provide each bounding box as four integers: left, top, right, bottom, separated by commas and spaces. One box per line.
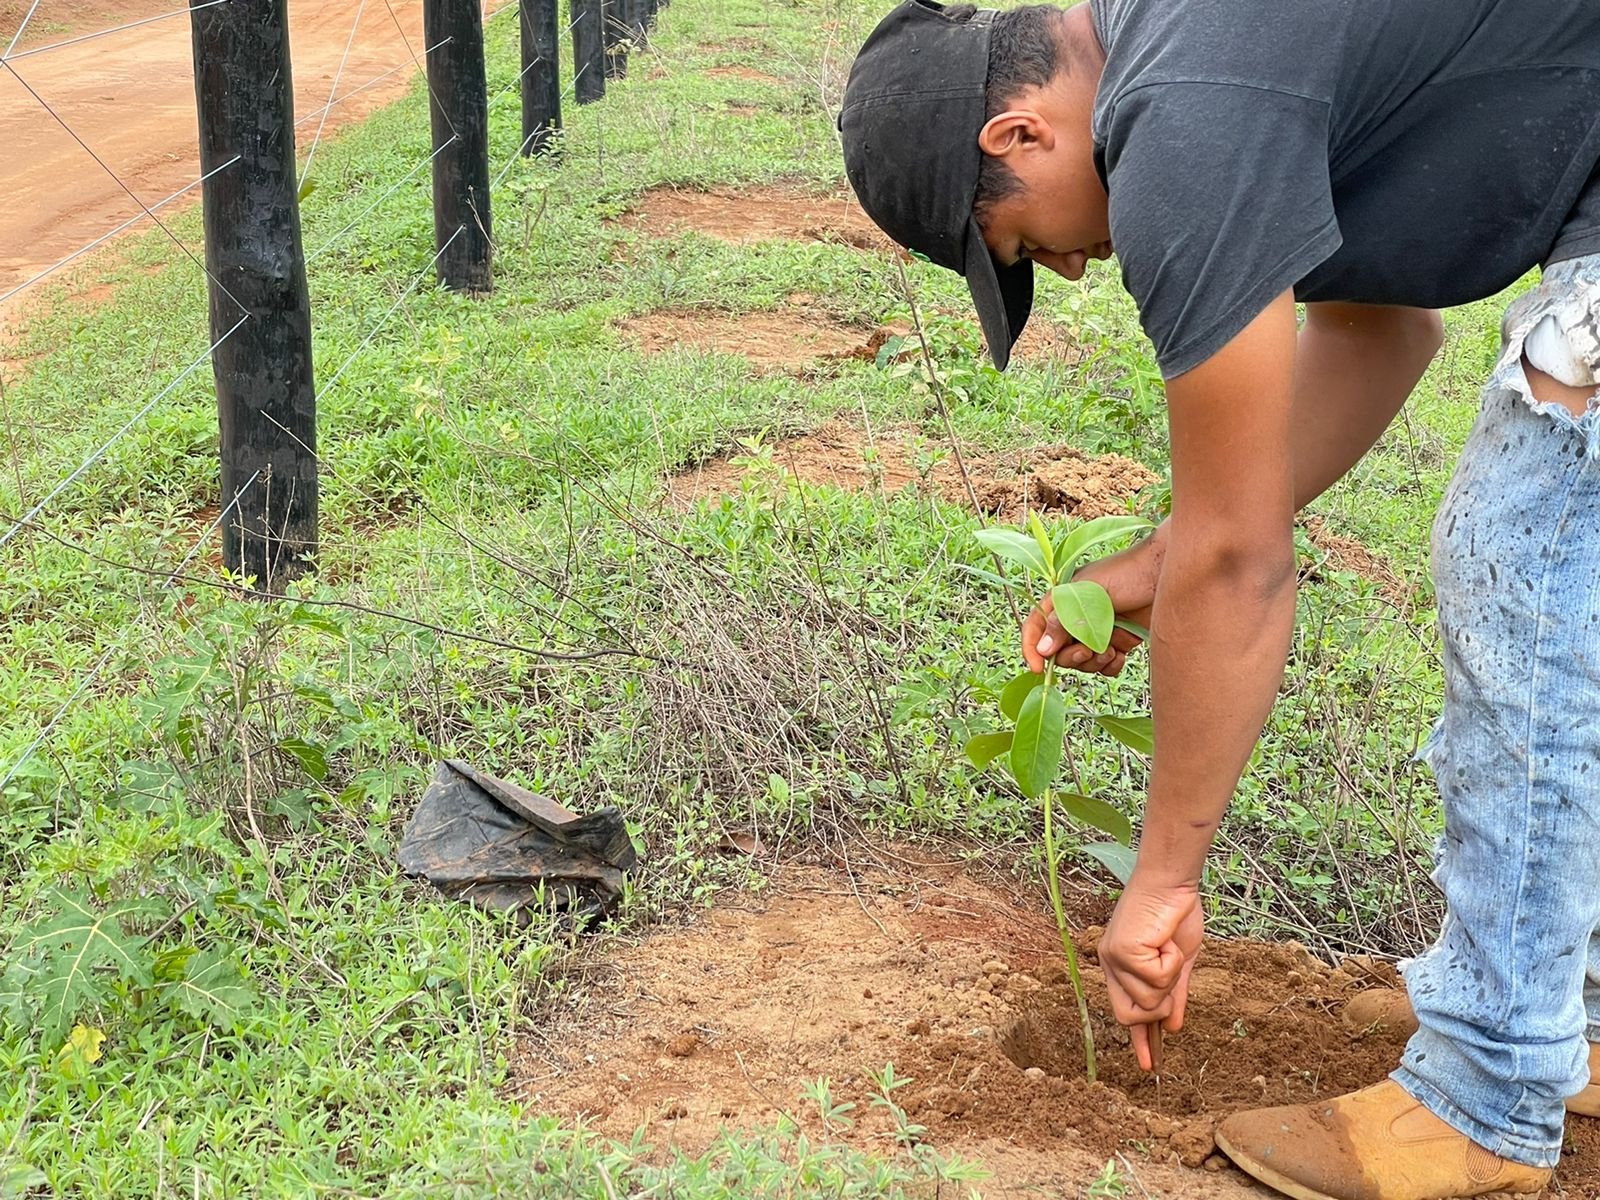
965, 5, 1071, 222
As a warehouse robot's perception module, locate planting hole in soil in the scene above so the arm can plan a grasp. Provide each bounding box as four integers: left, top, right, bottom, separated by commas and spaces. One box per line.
511, 860, 1597, 1197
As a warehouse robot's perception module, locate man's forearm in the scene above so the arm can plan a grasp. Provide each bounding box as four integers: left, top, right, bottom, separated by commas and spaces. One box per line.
1134, 533, 1298, 887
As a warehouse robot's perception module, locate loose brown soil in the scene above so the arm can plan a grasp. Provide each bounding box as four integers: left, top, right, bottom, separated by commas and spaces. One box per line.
1301, 515, 1418, 608
511, 859, 1598, 1197
667, 420, 1159, 522
615, 185, 889, 251
703, 65, 783, 85
618, 308, 873, 370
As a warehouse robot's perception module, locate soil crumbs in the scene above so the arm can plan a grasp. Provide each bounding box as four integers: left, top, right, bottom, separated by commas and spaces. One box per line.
512, 861, 1597, 1199
618, 308, 871, 370
667, 421, 1160, 522
1301, 515, 1417, 608
616, 185, 889, 251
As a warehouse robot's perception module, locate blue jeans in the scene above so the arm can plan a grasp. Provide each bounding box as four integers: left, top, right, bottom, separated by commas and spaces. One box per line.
1393, 254, 1600, 1169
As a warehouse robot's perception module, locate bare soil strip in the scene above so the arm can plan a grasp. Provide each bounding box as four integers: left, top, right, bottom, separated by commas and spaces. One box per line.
512, 858, 1598, 1197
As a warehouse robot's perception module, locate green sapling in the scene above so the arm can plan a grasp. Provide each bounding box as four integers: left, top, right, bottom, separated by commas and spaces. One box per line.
965, 512, 1155, 1082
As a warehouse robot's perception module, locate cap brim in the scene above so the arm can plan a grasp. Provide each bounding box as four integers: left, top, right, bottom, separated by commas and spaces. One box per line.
963, 218, 1033, 371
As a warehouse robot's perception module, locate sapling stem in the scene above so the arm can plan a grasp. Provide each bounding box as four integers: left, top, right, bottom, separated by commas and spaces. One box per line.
1040, 658, 1097, 1083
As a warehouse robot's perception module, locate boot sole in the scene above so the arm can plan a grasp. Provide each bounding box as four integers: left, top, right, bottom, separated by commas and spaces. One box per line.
1214, 1126, 1549, 1200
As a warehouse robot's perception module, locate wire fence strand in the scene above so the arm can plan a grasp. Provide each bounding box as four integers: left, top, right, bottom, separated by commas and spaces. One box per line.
0, 314, 250, 554
0, 58, 250, 318
300, 0, 370, 181
0, 470, 262, 793
1, 0, 232, 64
0, 156, 240, 307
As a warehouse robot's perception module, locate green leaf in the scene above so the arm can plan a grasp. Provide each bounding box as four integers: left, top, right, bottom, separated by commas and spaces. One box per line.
963, 730, 1014, 770
891, 684, 937, 726
10, 891, 164, 1044
277, 737, 328, 782
999, 671, 1045, 721
0, 1157, 47, 1198
973, 527, 1048, 580
1010, 685, 1066, 799
287, 605, 345, 638
1059, 793, 1133, 846
1084, 841, 1138, 885
0, 957, 42, 1030
1026, 511, 1057, 582
162, 948, 257, 1032
1094, 714, 1155, 756
1053, 515, 1153, 572
1051, 580, 1115, 654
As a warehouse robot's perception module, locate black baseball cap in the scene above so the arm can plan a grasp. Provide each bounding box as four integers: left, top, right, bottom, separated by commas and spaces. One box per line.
839, 0, 1033, 370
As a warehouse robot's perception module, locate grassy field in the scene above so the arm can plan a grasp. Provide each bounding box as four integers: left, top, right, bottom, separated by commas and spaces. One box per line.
0, 0, 1525, 1194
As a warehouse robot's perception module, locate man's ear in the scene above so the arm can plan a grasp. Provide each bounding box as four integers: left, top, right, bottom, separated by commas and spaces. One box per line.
977, 110, 1056, 160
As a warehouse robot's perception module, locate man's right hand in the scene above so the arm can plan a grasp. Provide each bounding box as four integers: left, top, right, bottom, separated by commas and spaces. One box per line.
1021, 524, 1167, 676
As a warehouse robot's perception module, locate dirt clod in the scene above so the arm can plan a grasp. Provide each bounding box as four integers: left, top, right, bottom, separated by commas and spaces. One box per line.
1302, 515, 1416, 607
1341, 987, 1420, 1036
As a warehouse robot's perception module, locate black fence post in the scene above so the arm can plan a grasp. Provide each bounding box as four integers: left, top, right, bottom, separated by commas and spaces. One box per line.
602, 0, 628, 80
630, 0, 649, 43
519, 0, 561, 155
571, 0, 605, 104
423, 0, 493, 291
189, 0, 317, 589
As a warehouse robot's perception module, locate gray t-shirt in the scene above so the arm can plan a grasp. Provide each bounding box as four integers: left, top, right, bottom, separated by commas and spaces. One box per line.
1089, 0, 1600, 376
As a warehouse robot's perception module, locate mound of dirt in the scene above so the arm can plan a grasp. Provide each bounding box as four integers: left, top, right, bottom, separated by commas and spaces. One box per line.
616, 185, 889, 251
704, 65, 783, 85
1301, 515, 1418, 608
667, 422, 1159, 522
510, 860, 1597, 1198
618, 308, 875, 370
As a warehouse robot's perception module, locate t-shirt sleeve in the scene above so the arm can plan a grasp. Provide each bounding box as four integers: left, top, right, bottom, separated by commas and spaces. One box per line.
1102, 82, 1342, 377
1547, 159, 1600, 267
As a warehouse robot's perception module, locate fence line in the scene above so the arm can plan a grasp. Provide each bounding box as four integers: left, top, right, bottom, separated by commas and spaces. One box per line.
380, 0, 460, 142
314, 225, 465, 400
0, 471, 263, 794
494, 49, 596, 187
0, 58, 249, 318
1, 0, 233, 63
0, 314, 251, 553
293, 37, 451, 131
307, 135, 459, 262
2, 0, 679, 785
300, 0, 372, 181
0, 156, 241, 307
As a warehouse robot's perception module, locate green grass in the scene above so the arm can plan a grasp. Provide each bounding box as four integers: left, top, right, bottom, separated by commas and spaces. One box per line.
0, 0, 1523, 1193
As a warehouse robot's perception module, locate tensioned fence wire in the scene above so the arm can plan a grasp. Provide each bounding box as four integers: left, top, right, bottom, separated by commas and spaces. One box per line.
1, 0, 662, 791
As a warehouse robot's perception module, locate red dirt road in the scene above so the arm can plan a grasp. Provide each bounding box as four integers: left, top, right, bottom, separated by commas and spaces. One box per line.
0, 0, 430, 311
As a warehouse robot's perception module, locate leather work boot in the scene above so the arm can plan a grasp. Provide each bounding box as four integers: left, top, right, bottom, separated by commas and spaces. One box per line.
1352, 990, 1599, 1116
1213, 1080, 1551, 1200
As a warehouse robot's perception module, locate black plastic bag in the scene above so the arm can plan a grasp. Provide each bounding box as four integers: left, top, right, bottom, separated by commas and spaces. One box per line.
398, 759, 637, 925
